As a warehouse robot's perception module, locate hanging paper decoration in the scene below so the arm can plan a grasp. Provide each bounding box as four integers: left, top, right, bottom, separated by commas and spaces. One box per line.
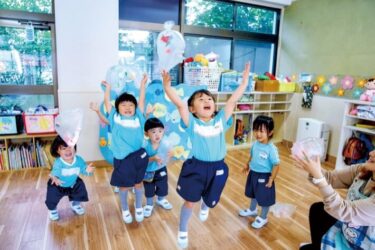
322, 83, 333, 95
357, 79, 366, 88
329, 76, 338, 85
316, 75, 325, 87
55, 109, 84, 147
337, 88, 345, 96
156, 21, 185, 72
312, 83, 320, 93
352, 88, 363, 99
341, 75, 354, 90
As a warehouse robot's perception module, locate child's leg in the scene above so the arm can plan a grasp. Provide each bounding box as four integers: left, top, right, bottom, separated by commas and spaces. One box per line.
260, 206, 270, 219
119, 187, 130, 210
250, 198, 258, 211
179, 201, 194, 232
134, 182, 143, 209
45, 180, 64, 220
155, 168, 172, 210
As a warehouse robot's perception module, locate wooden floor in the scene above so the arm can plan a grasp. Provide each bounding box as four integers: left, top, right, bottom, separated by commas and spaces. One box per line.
0, 144, 338, 250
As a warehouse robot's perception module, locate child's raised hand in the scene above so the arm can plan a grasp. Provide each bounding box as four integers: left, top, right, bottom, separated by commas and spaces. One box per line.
242, 62, 251, 84
50, 175, 63, 186
101, 80, 111, 90
89, 102, 100, 113
140, 73, 148, 87
145, 104, 155, 117
154, 155, 163, 165
161, 70, 171, 87
86, 163, 95, 173
265, 178, 273, 188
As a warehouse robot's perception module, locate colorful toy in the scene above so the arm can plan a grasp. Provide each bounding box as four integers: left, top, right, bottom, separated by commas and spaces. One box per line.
360, 78, 375, 102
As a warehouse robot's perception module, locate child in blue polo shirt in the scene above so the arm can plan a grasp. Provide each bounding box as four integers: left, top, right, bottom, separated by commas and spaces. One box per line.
45, 136, 94, 221
162, 62, 251, 248
143, 117, 173, 218
239, 115, 280, 229
101, 75, 149, 224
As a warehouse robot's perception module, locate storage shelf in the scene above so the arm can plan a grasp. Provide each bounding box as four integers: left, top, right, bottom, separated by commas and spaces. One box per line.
233, 109, 290, 114
0, 133, 57, 139
217, 101, 292, 105
344, 125, 375, 135
345, 114, 375, 122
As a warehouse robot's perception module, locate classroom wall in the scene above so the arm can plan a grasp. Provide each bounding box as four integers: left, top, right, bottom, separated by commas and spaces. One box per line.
55, 0, 118, 161
279, 0, 375, 157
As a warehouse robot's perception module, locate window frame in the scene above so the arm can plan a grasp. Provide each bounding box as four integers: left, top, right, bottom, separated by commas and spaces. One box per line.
0, 0, 58, 107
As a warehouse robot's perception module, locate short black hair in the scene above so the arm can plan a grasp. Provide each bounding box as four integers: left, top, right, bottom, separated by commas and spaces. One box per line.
187, 89, 216, 107
115, 92, 137, 113
144, 117, 164, 132
253, 115, 274, 138
50, 135, 77, 158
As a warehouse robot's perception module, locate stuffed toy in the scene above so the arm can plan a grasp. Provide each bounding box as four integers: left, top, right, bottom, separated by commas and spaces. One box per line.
360, 78, 375, 102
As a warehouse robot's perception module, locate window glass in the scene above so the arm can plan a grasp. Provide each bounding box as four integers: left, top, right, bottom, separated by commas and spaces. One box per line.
0, 0, 52, 14
185, 0, 234, 30
119, 29, 179, 85
184, 35, 231, 69
0, 94, 54, 110
0, 26, 53, 85
235, 5, 277, 34
233, 40, 274, 75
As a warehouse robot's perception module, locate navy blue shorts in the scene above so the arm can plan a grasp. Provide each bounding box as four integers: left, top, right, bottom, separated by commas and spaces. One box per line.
45, 177, 88, 210
177, 157, 228, 208
245, 171, 275, 207
110, 148, 149, 188
143, 167, 168, 198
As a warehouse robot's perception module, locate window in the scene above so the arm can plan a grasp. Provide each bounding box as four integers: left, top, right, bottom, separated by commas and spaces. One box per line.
185, 36, 231, 69
0, 0, 56, 109
0, 0, 52, 14
0, 26, 53, 85
119, 29, 179, 85
185, 0, 234, 30
233, 40, 274, 74
235, 5, 277, 34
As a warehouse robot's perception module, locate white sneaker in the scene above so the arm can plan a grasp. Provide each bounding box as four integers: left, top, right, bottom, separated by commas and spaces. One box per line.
135, 207, 144, 222
177, 231, 188, 249
113, 186, 120, 193
239, 208, 258, 217
199, 208, 209, 222
251, 216, 268, 229
156, 199, 173, 210
71, 203, 85, 215
122, 209, 133, 224
49, 210, 59, 221
143, 205, 154, 218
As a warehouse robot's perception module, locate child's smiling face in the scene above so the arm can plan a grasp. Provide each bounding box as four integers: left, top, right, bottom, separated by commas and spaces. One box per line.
118, 101, 136, 117
190, 93, 216, 121
58, 145, 75, 163
146, 127, 165, 144
253, 124, 272, 144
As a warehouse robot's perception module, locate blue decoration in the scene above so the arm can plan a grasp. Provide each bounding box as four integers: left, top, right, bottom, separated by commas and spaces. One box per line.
98, 81, 206, 164
322, 83, 333, 95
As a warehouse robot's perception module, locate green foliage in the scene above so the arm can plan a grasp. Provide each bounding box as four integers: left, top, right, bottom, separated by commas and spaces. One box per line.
236, 5, 275, 34
0, 0, 52, 14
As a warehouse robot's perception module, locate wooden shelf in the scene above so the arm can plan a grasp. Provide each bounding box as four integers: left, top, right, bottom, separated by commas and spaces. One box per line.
345, 114, 375, 122
0, 133, 57, 139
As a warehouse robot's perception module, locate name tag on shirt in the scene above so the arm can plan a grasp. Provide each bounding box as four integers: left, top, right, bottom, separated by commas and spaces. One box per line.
259, 151, 268, 160
61, 168, 80, 176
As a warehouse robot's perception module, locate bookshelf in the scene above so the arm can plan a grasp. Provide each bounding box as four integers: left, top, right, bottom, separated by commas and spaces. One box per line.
0, 133, 56, 171
213, 91, 293, 149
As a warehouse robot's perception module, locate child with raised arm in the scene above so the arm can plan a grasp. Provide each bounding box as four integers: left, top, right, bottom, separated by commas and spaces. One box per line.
45, 136, 94, 221
238, 115, 280, 229
143, 117, 173, 218
162, 62, 250, 248
101, 74, 149, 224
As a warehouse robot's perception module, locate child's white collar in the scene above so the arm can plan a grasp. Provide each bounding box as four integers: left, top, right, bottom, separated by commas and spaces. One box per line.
60, 156, 77, 166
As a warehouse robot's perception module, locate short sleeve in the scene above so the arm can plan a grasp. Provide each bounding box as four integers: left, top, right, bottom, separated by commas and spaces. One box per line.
217, 109, 233, 131
180, 112, 195, 134
108, 108, 116, 127
269, 144, 280, 166
51, 159, 62, 177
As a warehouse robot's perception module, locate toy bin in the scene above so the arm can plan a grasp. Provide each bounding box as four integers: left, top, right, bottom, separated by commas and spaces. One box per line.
184, 66, 223, 91
0, 111, 24, 135
279, 82, 296, 92
219, 72, 254, 92
255, 80, 280, 92
23, 106, 58, 135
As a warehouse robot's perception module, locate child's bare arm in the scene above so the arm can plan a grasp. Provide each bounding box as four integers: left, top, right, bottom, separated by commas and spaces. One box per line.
161, 70, 189, 126
90, 102, 109, 125
242, 155, 252, 174
101, 81, 112, 114
266, 164, 280, 188
224, 62, 251, 120
138, 74, 148, 114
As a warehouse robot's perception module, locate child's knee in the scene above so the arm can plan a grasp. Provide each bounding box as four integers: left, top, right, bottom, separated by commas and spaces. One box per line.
184, 201, 195, 209
134, 183, 143, 189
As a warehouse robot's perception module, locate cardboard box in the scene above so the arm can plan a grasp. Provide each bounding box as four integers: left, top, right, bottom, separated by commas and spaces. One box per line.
255, 80, 280, 92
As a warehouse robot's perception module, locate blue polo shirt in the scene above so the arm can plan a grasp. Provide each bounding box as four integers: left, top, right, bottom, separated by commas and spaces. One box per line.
108, 108, 145, 160
182, 109, 232, 162
249, 141, 280, 173
51, 156, 90, 188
